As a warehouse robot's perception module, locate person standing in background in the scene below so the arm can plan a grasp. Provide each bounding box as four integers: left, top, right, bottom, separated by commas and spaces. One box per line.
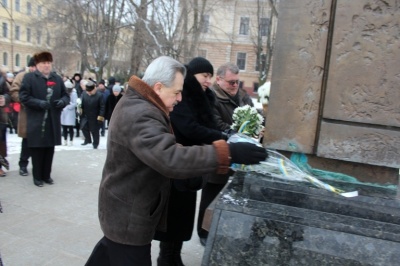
61, 80, 78, 146
0, 72, 11, 177
104, 84, 123, 123
19, 51, 70, 187
197, 62, 254, 245
97, 80, 109, 136
80, 81, 105, 149
9, 57, 36, 176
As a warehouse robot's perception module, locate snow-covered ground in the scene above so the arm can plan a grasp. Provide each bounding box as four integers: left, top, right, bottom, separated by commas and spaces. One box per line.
6, 130, 108, 155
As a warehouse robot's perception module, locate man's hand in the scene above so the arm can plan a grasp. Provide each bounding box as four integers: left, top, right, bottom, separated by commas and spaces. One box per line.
229, 142, 268, 165
54, 100, 65, 109
97, 116, 104, 125
39, 101, 51, 110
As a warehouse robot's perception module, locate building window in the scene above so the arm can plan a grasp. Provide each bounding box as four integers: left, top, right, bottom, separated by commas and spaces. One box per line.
46, 32, 50, 46
3, 52, 8, 66
15, 0, 20, 12
2, 23, 8, 38
260, 18, 270, 37
201, 15, 209, 33
26, 55, 31, 66
26, 28, 31, 42
27, 2, 31, 15
15, 25, 20, 40
198, 49, 207, 58
15, 54, 20, 67
2, 0, 7, 8
37, 30, 42, 44
239, 17, 250, 35
236, 52, 246, 70
37, 5, 42, 16
255, 54, 267, 71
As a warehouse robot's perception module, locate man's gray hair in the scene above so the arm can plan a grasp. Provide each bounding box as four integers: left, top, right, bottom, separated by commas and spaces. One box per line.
216, 62, 239, 77
142, 56, 186, 87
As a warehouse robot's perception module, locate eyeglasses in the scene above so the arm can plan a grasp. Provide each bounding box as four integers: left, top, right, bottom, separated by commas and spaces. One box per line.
220, 77, 239, 86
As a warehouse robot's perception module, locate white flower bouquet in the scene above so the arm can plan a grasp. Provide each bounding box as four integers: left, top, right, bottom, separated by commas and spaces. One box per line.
231, 105, 264, 137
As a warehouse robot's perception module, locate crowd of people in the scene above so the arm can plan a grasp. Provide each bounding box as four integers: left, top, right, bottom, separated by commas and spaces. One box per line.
0, 52, 268, 266
0, 51, 124, 184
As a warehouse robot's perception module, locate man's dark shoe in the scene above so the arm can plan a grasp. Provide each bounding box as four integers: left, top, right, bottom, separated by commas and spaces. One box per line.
93, 145, 98, 149
19, 167, 28, 176
199, 237, 207, 247
33, 179, 43, 187
81, 142, 91, 146
43, 178, 54, 185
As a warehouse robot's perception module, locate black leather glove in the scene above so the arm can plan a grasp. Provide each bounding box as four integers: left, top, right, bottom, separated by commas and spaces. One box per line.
54, 100, 65, 109
39, 101, 51, 110
229, 142, 268, 165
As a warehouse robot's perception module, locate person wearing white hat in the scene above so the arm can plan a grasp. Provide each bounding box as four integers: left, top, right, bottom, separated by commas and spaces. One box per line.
61, 80, 78, 146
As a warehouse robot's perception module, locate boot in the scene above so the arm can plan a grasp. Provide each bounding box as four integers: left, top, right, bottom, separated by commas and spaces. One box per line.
172, 241, 185, 266
157, 241, 174, 266
63, 140, 68, 146
69, 140, 73, 146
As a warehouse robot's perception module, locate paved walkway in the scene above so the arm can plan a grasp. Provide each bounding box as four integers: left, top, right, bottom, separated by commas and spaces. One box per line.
0, 132, 204, 265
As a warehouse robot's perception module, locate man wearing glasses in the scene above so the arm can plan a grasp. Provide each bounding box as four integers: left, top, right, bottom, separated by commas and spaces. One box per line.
197, 62, 255, 246
209, 62, 254, 131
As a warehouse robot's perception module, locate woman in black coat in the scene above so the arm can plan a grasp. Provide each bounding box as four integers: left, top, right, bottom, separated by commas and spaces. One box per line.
153, 57, 227, 266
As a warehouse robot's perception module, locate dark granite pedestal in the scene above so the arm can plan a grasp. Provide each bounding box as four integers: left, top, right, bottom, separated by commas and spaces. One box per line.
202, 171, 400, 266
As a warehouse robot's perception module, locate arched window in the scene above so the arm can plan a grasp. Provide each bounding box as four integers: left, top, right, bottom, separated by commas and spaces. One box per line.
3, 52, 8, 66
26, 55, 31, 66
15, 54, 20, 67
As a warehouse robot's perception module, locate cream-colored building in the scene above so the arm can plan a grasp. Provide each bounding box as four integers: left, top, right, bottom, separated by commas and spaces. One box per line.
0, 0, 49, 73
192, 0, 275, 96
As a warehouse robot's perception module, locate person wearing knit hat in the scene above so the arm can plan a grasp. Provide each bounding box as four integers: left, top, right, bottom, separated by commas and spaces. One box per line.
79, 79, 105, 149
197, 62, 254, 246
112, 84, 121, 93
187, 56, 214, 77
61, 79, 78, 146
105, 84, 123, 123
153, 56, 227, 265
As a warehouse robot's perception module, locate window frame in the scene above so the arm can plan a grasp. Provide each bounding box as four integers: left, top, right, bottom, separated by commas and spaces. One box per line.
239, 17, 250, 35
236, 52, 247, 70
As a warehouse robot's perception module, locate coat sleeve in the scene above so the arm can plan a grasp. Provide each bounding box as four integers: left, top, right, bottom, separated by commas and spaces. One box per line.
213, 100, 232, 131
98, 93, 105, 117
118, 104, 230, 178
170, 101, 223, 144
19, 74, 45, 110
9, 72, 24, 103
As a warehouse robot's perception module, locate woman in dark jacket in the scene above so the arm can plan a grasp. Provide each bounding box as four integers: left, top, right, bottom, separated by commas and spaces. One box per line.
104, 84, 123, 122
153, 57, 227, 266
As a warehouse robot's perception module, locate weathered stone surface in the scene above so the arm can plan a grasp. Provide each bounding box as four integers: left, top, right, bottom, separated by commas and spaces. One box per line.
202, 171, 400, 266
317, 121, 400, 168
265, 0, 331, 153
324, 0, 400, 127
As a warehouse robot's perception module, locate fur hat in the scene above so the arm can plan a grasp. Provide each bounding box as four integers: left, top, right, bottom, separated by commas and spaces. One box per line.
112, 85, 122, 93
73, 73, 82, 80
64, 80, 74, 89
33, 51, 53, 63
188, 57, 214, 76
28, 57, 36, 67
85, 80, 96, 91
